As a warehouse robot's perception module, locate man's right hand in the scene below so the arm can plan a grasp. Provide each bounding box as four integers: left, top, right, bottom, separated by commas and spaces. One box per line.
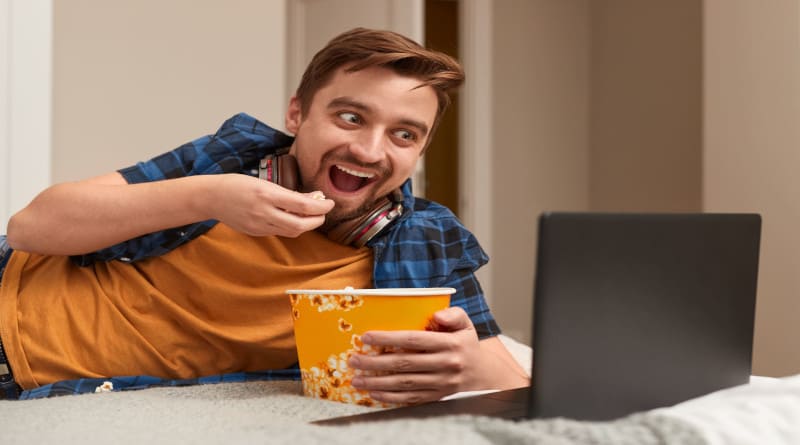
6, 172, 334, 256
210, 173, 334, 238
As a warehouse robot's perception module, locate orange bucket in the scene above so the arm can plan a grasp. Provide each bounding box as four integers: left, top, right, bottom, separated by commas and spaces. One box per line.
286, 288, 454, 407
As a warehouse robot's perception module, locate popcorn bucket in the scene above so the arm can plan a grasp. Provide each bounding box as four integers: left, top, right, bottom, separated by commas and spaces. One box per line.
286, 288, 455, 407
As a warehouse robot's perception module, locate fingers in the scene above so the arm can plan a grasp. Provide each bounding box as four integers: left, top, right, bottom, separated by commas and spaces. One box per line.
258, 214, 327, 238
351, 372, 457, 405
348, 351, 463, 374
429, 306, 472, 332
261, 191, 334, 237
363, 389, 445, 406
268, 186, 335, 217
352, 371, 448, 391
220, 176, 336, 237
358, 330, 449, 353
353, 375, 458, 405
351, 371, 460, 405
348, 336, 468, 402
347, 316, 484, 402
359, 312, 475, 351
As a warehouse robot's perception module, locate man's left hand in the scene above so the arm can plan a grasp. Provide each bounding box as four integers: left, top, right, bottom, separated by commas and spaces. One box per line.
347, 306, 489, 405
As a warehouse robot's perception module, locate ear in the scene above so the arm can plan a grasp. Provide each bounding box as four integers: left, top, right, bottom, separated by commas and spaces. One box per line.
285, 96, 303, 134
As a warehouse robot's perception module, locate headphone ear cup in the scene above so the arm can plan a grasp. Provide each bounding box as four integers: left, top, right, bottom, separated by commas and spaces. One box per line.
326, 192, 404, 247
259, 152, 299, 191
278, 154, 299, 191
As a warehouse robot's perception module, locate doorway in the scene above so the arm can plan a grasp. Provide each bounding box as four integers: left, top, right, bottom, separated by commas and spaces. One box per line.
424, 0, 460, 217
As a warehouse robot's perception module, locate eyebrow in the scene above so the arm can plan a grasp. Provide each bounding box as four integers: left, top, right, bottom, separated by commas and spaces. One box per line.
327, 97, 430, 138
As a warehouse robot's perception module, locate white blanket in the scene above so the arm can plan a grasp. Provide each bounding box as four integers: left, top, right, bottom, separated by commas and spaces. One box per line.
1, 375, 799, 444
656, 375, 800, 445
1, 335, 798, 445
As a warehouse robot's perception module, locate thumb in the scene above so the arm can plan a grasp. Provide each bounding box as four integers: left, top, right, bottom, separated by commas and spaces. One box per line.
428, 306, 473, 332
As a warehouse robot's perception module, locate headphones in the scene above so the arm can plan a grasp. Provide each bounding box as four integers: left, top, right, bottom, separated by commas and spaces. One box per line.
258, 150, 404, 248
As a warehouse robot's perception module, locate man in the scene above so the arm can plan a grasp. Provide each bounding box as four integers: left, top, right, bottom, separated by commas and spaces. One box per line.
0, 28, 528, 402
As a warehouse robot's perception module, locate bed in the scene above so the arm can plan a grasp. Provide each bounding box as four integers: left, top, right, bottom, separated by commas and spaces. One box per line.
1, 337, 798, 445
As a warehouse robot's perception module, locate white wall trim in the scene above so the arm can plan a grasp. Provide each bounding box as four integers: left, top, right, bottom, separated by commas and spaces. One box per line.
390, 0, 427, 195
0, 0, 52, 234
390, 0, 424, 42
0, 0, 10, 234
459, 0, 493, 301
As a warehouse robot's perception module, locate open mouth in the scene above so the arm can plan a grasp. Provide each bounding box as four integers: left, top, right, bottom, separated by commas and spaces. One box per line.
329, 165, 377, 193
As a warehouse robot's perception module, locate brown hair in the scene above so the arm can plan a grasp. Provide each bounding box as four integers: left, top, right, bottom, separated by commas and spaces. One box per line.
295, 27, 464, 145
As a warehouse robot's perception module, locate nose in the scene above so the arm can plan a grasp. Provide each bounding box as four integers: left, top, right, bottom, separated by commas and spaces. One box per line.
348, 129, 386, 164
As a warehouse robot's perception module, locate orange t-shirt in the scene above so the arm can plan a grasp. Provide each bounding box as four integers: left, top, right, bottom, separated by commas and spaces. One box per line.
0, 224, 373, 389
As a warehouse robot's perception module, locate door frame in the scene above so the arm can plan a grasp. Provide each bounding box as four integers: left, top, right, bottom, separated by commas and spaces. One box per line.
0, 0, 52, 233
459, 0, 494, 297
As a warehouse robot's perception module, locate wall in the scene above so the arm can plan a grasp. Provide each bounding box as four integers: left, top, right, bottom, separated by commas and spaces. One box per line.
52, 0, 287, 183
490, 0, 702, 343
491, 0, 799, 376
704, 0, 800, 376
589, 0, 702, 212
490, 0, 590, 342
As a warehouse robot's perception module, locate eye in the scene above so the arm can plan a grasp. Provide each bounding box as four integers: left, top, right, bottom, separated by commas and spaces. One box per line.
338, 112, 361, 125
392, 129, 417, 142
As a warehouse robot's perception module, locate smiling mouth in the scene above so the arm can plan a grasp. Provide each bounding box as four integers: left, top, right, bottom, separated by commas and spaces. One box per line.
329, 165, 376, 192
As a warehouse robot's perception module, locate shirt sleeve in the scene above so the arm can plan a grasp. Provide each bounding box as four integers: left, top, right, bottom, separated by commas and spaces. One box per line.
439, 236, 501, 339
70, 113, 294, 265
370, 198, 500, 339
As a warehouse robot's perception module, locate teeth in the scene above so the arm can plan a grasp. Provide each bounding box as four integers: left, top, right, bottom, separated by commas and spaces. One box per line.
336, 165, 375, 178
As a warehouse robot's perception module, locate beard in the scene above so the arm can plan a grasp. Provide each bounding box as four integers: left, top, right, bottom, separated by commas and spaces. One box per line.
317, 197, 385, 233
297, 151, 393, 233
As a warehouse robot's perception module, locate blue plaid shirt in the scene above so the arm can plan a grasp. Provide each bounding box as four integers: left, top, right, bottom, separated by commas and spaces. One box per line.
9, 113, 499, 400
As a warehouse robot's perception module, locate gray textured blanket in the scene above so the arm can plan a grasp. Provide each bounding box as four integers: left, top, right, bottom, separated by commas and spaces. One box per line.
0, 380, 706, 445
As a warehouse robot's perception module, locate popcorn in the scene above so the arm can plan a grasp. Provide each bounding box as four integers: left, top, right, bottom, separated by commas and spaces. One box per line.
338, 318, 352, 332
299, 293, 364, 313
310, 191, 326, 200
94, 381, 114, 393
299, 334, 397, 408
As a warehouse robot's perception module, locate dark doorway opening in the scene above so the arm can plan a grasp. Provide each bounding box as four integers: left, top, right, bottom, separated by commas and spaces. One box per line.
424, 0, 460, 216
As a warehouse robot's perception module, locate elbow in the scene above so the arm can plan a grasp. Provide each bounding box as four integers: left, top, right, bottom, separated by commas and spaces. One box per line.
6, 211, 31, 251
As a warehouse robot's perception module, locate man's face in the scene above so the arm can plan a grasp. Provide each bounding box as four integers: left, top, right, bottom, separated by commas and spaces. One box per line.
286, 65, 438, 228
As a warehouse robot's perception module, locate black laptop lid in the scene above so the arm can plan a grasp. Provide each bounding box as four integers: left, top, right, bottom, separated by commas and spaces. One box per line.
529, 213, 761, 420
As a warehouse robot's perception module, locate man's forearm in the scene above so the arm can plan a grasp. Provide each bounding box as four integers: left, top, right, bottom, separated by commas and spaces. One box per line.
7, 173, 216, 255
477, 337, 531, 390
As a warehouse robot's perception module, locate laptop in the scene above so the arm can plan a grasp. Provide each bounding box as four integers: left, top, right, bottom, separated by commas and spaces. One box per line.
315, 212, 761, 424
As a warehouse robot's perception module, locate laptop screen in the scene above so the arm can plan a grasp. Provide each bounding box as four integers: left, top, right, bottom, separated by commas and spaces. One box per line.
530, 212, 761, 420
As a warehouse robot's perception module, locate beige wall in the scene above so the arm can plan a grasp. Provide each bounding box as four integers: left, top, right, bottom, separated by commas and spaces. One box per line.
52, 0, 287, 183
490, 0, 590, 342
491, 0, 799, 376
704, 0, 800, 376
490, 0, 702, 343
589, 0, 702, 212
